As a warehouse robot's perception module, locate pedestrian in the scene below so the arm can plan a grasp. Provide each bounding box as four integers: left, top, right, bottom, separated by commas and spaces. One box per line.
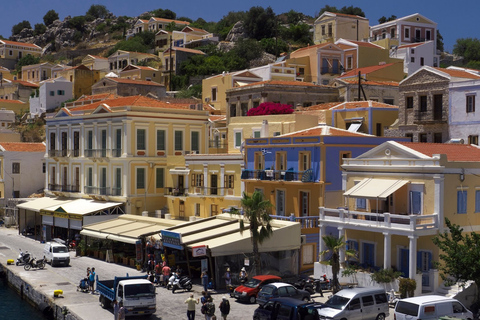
86, 267, 91, 278
113, 299, 119, 320
201, 270, 209, 292
205, 297, 216, 320
89, 267, 96, 293
239, 267, 248, 284
185, 293, 199, 320
162, 263, 171, 287
219, 296, 230, 320
154, 261, 162, 285
224, 268, 231, 287
118, 301, 126, 320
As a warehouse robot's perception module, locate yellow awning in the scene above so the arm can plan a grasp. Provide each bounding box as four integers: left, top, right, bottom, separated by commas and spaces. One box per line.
344, 178, 409, 199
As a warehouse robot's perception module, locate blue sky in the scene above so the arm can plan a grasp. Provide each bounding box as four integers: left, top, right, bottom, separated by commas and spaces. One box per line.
1, 0, 478, 53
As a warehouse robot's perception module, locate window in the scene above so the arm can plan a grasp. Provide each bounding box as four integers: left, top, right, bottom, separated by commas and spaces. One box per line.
390, 28, 395, 38
327, 23, 332, 36
420, 95, 427, 112
299, 151, 311, 171
276, 152, 286, 171
466, 95, 475, 113
362, 295, 375, 307
356, 197, 366, 209
420, 57, 424, 66
211, 87, 217, 102
275, 189, 285, 216
426, 29, 431, 40
300, 191, 309, 216
349, 298, 361, 310
191, 131, 199, 152
406, 96, 414, 109
411, 49, 415, 54
49, 91, 55, 96
346, 56, 353, 69
43, 163, 46, 173
411, 57, 415, 63
469, 135, 479, 145
254, 152, 264, 171
302, 244, 315, 265
224, 174, 234, 188
12, 162, 20, 174
457, 190, 467, 214
191, 173, 204, 187
434, 133, 442, 143
155, 168, 164, 189
57, 90, 65, 95
340, 151, 351, 167
234, 131, 242, 148
136, 168, 145, 189
86, 167, 93, 187
152, 130, 164, 152
230, 104, 237, 117
253, 130, 261, 138
419, 133, 427, 142
241, 103, 248, 116
404, 27, 410, 39
211, 204, 218, 216
383, 98, 394, 105
174, 131, 183, 151
321, 25, 325, 35
137, 129, 146, 150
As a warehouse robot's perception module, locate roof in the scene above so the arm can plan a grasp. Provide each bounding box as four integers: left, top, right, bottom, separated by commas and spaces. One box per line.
0, 99, 26, 104
398, 42, 425, 49
337, 78, 399, 87
337, 39, 382, 49
75, 93, 116, 102
339, 63, 396, 78
433, 67, 480, 80
0, 142, 45, 152
280, 125, 373, 138
150, 17, 190, 25
165, 47, 206, 55
17, 197, 72, 212
241, 80, 329, 89
106, 78, 164, 86
292, 42, 336, 54
84, 54, 107, 60
398, 295, 458, 304
209, 115, 226, 122
370, 13, 436, 29
319, 11, 368, 20
0, 39, 41, 49
398, 142, 480, 162
11, 80, 39, 88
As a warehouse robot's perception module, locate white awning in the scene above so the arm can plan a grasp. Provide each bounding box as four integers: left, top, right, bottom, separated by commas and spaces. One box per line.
347, 122, 362, 132
344, 178, 409, 199
169, 168, 190, 175
17, 197, 73, 212
43, 199, 122, 216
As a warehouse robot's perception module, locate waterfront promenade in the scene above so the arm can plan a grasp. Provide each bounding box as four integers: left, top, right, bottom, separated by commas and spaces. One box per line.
0, 226, 328, 319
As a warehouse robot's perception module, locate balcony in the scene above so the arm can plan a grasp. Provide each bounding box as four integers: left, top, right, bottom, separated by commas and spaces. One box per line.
190, 186, 234, 196
48, 184, 80, 193
48, 149, 69, 158
318, 207, 439, 236
84, 149, 110, 158
84, 186, 114, 196
414, 110, 447, 123
164, 187, 187, 196
271, 215, 319, 230
208, 140, 227, 149
241, 169, 315, 182
320, 66, 342, 75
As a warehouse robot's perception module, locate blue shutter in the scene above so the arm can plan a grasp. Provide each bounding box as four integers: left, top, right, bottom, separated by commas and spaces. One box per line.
410, 191, 421, 214
417, 251, 422, 270
475, 191, 480, 212
457, 191, 467, 214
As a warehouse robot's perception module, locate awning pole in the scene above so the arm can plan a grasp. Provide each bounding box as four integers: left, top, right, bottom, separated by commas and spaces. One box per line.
208, 248, 214, 290
184, 246, 192, 278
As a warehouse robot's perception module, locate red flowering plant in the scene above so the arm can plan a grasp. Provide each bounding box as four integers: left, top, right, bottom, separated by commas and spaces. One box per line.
246, 102, 294, 116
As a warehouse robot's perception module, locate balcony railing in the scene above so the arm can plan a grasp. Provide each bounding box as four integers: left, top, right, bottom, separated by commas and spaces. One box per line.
190, 186, 233, 196
414, 110, 447, 123
48, 149, 69, 157
241, 169, 315, 182
208, 140, 227, 149
320, 66, 342, 75
84, 186, 114, 196
319, 207, 439, 233
48, 184, 80, 192
271, 215, 319, 229
164, 187, 187, 196
111, 187, 122, 196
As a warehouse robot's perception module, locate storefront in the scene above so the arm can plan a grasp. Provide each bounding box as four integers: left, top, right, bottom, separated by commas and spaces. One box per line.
162, 214, 301, 289
16, 197, 124, 242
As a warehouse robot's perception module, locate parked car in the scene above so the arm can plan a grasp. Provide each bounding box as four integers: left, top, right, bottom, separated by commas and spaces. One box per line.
43, 241, 70, 267
394, 295, 473, 320
253, 297, 321, 320
315, 287, 389, 320
257, 282, 311, 306
232, 275, 281, 304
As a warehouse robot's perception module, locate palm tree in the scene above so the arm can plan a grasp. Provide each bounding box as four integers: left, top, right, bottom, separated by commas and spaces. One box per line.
230, 191, 273, 275
320, 235, 356, 293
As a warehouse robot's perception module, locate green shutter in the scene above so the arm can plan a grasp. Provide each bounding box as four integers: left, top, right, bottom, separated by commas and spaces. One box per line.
157, 130, 165, 150
137, 168, 145, 189
175, 131, 183, 150
191, 131, 199, 152
137, 129, 145, 150
156, 168, 164, 188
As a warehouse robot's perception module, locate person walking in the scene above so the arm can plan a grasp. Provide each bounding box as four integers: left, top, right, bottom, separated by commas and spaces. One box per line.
224, 268, 231, 288
219, 296, 230, 320
201, 270, 209, 292
113, 299, 119, 320
118, 301, 126, 320
154, 261, 162, 286
204, 297, 215, 320
239, 267, 248, 284
162, 263, 171, 287
185, 293, 199, 320
89, 267, 96, 293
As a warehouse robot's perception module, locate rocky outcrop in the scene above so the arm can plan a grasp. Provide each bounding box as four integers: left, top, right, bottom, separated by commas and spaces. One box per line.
225, 21, 247, 42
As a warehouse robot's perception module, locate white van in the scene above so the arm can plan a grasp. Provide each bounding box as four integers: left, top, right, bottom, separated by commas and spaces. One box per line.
43, 241, 70, 267
316, 287, 389, 320
394, 295, 473, 320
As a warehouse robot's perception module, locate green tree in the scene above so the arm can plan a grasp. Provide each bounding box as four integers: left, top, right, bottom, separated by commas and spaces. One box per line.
243, 6, 277, 40
285, 10, 304, 25
214, 11, 246, 40
68, 16, 86, 32
151, 8, 176, 20
34, 23, 47, 36
15, 54, 41, 74
260, 38, 289, 56
437, 30, 444, 52
86, 4, 109, 20
453, 38, 480, 64
11, 20, 32, 36
230, 38, 264, 63
43, 9, 59, 26
318, 5, 365, 17
230, 191, 274, 275
320, 235, 356, 293
378, 15, 397, 24
432, 218, 480, 298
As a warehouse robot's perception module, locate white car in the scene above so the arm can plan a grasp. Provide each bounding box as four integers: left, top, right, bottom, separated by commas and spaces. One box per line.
43, 241, 70, 267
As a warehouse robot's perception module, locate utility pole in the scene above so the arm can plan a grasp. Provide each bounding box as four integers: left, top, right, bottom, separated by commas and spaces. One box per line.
169, 35, 173, 91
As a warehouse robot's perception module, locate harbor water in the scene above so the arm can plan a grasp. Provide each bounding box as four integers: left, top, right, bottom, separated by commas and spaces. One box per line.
0, 278, 48, 320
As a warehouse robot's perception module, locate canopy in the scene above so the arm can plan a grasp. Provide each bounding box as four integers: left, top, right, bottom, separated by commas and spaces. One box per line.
17, 197, 73, 212
344, 178, 409, 199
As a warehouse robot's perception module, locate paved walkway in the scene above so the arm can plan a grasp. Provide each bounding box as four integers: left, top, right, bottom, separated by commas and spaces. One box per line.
0, 226, 328, 319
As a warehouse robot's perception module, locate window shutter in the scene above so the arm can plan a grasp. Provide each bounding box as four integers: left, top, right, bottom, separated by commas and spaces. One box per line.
191, 174, 195, 186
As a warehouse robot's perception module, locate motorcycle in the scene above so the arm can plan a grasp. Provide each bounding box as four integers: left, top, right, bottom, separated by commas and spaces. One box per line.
166, 272, 177, 290
24, 257, 45, 271
308, 275, 331, 293
172, 275, 192, 293
16, 249, 31, 266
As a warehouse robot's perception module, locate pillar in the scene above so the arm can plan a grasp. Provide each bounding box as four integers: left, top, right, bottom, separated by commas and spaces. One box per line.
338, 228, 345, 263
383, 232, 391, 269
408, 236, 417, 279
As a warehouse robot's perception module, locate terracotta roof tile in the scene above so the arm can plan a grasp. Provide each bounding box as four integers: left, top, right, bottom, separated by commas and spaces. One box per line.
398, 142, 480, 162
151, 17, 190, 25
166, 47, 205, 55
433, 68, 480, 80
75, 93, 116, 102
339, 78, 399, 87
0, 40, 41, 49
0, 99, 25, 104
209, 115, 226, 122
109, 78, 164, 86
0, 142, 45, 152
241, 80, 329, 88
85, 54, 107, 60
339, 63, 396, 78
11, 80, 39, 88
292, 42, 334, 54
323, 11, 368, 20
398, 43, 425, 49
280, 125, 371, 138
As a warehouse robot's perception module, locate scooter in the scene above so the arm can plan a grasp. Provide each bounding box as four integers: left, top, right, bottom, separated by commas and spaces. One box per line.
16, 249, 31, 266
166, 272, 177, 290
172, 275, 192, 293
24, 257, 45, 271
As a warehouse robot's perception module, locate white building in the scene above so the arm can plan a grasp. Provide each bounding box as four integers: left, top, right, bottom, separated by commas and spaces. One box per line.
29, 77, 73, 116
0, 142, 46, 199
390, 41, 436, 75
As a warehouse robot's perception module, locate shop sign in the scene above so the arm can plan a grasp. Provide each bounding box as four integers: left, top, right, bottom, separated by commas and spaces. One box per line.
192, 245, 207, 257
161, 230, 183, 250
40, 210, 83, 221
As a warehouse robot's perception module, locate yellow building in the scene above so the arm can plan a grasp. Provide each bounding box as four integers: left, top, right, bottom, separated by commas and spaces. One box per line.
0, 40, 42, 69
44, 95, 210, 216
119, 65, 161, 83
57, 65, 101, 99
319, 141, 480, 294
81, 54, 109, 73
313, 12, 369, 44
0, 99, 29, 116
21, 62, 67, 83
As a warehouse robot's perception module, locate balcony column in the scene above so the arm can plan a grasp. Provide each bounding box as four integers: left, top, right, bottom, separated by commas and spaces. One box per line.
107, 120, 112, 158
318, 217, 326, 261
338, 227, 345, 264
383, 232, 391, 269
433, 174, 444, 230
241, 162, 245, 195
408, 235, 417, 280
220, 164, 225, 196
123, 120, 132, 157
80, 123, 85, 157
203, 164, 208, 196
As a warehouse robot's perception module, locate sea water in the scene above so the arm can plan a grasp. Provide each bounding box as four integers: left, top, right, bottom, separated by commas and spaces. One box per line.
0, 279, 48, 319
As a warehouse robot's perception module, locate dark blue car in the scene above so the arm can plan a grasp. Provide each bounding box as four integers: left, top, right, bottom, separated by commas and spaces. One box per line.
253, 297, 321, 320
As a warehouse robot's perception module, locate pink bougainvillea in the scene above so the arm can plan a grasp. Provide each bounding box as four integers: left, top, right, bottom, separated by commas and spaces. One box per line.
246, 102, 294, 116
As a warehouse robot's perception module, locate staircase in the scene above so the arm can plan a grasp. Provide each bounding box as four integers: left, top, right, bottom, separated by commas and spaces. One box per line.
435, 280, 474, 298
